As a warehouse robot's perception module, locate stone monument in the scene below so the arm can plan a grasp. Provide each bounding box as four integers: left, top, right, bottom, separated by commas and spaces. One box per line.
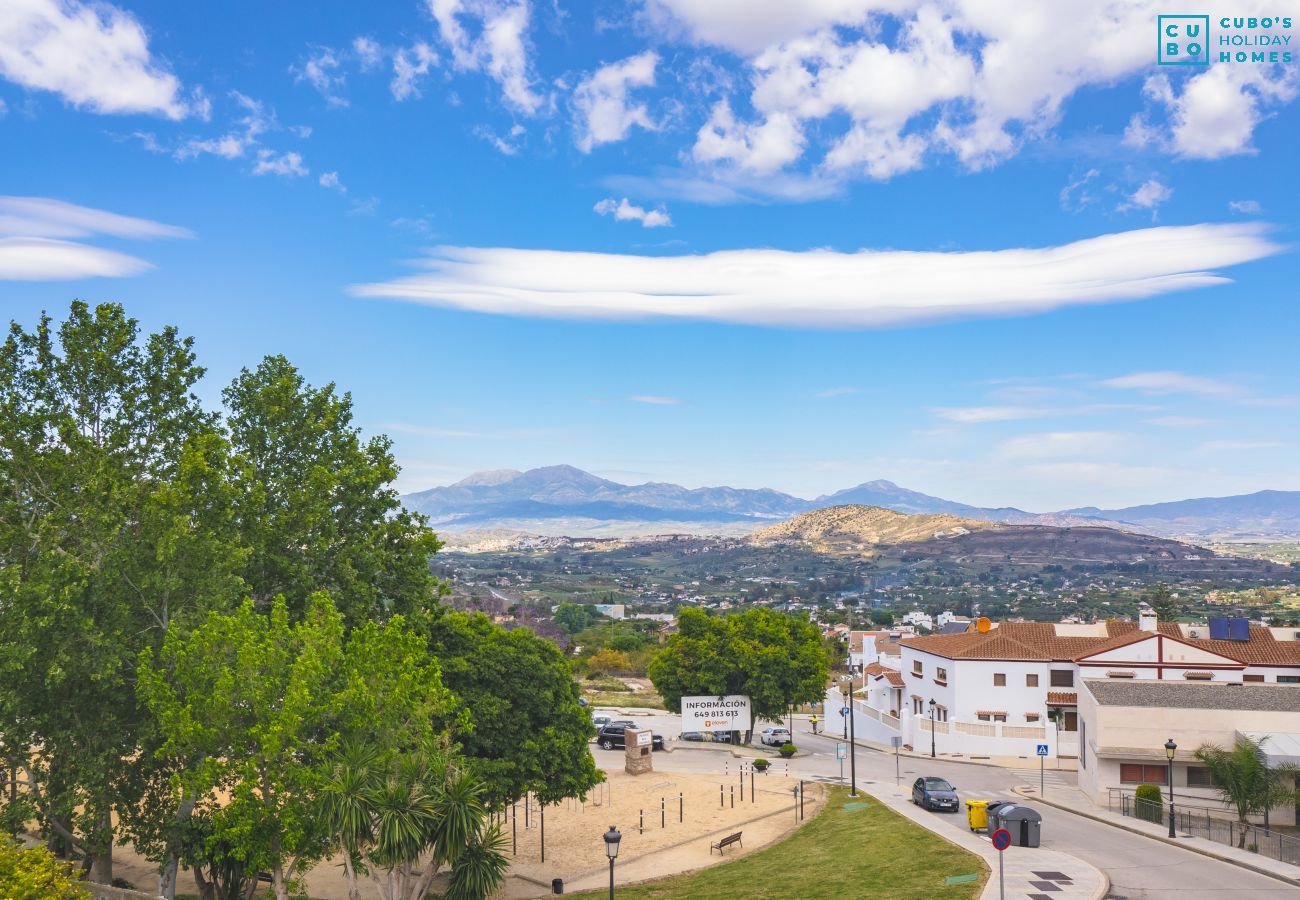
624, 727, 654, 775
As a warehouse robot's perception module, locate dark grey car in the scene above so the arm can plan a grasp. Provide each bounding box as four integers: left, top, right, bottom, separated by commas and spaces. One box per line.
912, 776, 959, 811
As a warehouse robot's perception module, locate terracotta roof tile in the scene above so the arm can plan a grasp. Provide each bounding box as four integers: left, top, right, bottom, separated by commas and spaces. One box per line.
1047, 691, 1077, 705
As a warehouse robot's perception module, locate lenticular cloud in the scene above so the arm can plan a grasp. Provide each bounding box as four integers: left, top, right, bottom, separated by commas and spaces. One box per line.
351, 223, 1282, 328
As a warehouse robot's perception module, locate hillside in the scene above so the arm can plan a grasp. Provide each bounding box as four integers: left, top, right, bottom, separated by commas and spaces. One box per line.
1066, 490, 1300, 541
751, 504, 995, 550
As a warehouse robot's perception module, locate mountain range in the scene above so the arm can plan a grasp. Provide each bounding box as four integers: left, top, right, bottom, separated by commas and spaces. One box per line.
400, 465, 1300, 540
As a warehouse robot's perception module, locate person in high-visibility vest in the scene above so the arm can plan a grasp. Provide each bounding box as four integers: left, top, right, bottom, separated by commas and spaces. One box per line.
809, 715, 820, 735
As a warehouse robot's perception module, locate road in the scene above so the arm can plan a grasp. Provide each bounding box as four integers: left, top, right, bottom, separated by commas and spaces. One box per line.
592, 708, 1297, 898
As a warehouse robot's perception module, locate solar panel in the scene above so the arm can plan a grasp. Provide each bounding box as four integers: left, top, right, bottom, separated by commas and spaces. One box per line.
1208, 617, 1230, 640
1229, 617, 1251, 641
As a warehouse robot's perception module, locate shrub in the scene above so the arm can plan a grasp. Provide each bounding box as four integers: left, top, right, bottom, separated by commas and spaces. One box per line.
780, 742, 797, 755
753, 758, 770, 769
0, 840, 87, 900
1134, 783, 1163, 823
585, 649, 634, 677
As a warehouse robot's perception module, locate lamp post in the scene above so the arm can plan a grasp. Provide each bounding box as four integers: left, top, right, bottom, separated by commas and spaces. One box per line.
603, 825, 621, 899
838, 675, 857, 797
929, 698, 937, 758
1164, 739, 1177, 839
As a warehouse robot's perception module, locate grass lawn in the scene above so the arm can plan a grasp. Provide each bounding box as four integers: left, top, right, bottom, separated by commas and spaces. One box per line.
582, 690, 666, 709
571, 786, 986, 900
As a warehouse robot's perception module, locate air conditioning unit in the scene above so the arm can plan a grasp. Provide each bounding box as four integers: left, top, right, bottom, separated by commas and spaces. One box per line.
1189, 629, 1200, 638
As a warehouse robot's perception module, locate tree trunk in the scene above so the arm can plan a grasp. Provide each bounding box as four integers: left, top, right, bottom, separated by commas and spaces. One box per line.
88, 807, 114, 885
342, 852, 361, 900
192, 866, 216, 900
161, 792, 198, 900
271, 863, 290, 900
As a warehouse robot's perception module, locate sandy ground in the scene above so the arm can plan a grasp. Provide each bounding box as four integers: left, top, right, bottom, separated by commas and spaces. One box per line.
104, 765, 822, 899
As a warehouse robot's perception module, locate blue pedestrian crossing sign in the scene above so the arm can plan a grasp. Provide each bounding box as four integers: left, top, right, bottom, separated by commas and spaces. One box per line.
1036, 743, 1049, 756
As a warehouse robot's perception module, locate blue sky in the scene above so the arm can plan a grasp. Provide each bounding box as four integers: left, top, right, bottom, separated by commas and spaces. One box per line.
2, 0, 1298, 510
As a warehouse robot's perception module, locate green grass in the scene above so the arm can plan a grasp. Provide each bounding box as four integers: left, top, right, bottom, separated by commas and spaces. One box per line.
582, 690, 665, 709
570, 787, 986, 899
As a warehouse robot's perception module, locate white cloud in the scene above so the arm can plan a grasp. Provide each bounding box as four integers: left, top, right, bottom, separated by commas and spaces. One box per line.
176, 91, 272, 161
353, 36, 383, 70
1146, 415, 1212, 428
573, 51, 658, 152
1060, 168, 1101, 212
594, 197, 672, 228
0, 0, 194, 119
253, 150, 308, 178
1118, 179, 1173, 214
1199, 439, 1286, 451
293, 47, 347, 107
1100, 370, 1239, 398
658, 1, 1299, 179
351, 222, 1282, 328
693, 100, 804, 175
319, 171, 346, 192
933, 405, 1054, 424
0, 195, 192, 239
816, 386, 859, 398
630, 395, 682, 405
1230, 199, 1262, 215
391, 42, 439, 101
0, 196, 190, 280
476, 122, 525, 155
427, 0, 543, 113
996, 431, 1123, 460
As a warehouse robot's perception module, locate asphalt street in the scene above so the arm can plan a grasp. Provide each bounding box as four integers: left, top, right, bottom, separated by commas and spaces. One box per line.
593, 708, 1298, 898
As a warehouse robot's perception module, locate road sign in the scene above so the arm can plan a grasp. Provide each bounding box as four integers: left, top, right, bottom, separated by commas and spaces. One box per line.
991, 828, 1012, 851
1036, 743, 1049, 756
840, 706, 850, 717
836, 742, 847, 760
891, 736, 902, 748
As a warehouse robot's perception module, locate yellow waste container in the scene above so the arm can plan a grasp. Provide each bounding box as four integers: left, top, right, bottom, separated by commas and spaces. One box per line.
966, 799, 989, 832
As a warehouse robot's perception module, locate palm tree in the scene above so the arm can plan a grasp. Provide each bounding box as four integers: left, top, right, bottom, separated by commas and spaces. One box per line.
316, 742, 508, 900
1194, 735, 1300, 847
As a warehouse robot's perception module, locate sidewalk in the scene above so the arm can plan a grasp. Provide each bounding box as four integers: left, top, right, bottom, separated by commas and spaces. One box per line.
862, 782, 1108, 900
1013, 783, 1300, 888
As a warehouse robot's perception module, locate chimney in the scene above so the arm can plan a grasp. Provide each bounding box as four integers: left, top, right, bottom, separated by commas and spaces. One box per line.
1138, 603, 1157, 633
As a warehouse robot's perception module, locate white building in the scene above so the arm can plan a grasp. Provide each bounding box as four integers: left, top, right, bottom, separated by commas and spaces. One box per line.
833, 612, 1300, 761
1078, 679, 1300, 826
902, 610, 934, 631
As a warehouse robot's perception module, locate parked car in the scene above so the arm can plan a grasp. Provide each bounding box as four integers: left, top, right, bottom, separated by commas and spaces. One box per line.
679, 731, 704, 741
591, 715, 612, 731
912, 776, 960, 812
596, 723, 665, 751
710, 730, 736, 744
759, 727, 792, 747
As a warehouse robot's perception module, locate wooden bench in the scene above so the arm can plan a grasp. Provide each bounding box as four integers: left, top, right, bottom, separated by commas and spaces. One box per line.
710, 832, 743, 854
256, 872, 273, 884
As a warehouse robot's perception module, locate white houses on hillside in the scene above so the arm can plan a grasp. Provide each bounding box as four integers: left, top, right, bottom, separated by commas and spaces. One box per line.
829, 610, 1300, 761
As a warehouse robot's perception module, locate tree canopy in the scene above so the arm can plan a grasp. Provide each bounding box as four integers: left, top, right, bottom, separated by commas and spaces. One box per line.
649, 608, 830, 737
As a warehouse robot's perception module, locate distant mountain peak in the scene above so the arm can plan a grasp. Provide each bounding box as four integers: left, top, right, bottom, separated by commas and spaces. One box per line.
451, 469, 523, 487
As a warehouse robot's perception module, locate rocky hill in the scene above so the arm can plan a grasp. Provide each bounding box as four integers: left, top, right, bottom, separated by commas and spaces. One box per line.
751, 504, 995, 550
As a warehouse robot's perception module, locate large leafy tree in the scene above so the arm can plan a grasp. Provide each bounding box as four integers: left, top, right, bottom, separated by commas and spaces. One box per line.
0, 303, 242, 883
426, 612, 602, 807
135, 594, 454, 900
1194, 735, 1300, 845
649, 608, 830, 740
223, 355, 442, 627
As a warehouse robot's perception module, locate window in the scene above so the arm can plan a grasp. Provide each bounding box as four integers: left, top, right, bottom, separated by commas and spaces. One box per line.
1120, 764, 1168, 785
1025, 713, 1040, 722
912, 697, 924, 715
1026, 673, 1039, 688
935, 667, 947, 684
976, 712, 1007, 723
1278, 675, 1300, 684
1050, 669, 1074, 688
1244, 674, 1265, 683
912, 660, 923, 676
993, 673, 1006, 687
934, 705, 948, 722
1187, 766, 1214, 787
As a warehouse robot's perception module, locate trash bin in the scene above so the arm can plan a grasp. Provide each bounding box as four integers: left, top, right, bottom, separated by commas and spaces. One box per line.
552, 878, 564, 894
998, 804, 1042, 848
985, 800, 1010, 833
966, 799, 990, 832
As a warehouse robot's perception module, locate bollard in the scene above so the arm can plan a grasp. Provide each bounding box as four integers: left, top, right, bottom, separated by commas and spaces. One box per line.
730, 785, 734, 809
800, 780, 805, 821
740, 766, 744, 802
751, 767, 755, 803
540, 803, 545, 864
639, 809, 644, 834
679, 792, 683, 823
720, 784, 723, 808
661, 797, 665, 828
512, 805, 517, 856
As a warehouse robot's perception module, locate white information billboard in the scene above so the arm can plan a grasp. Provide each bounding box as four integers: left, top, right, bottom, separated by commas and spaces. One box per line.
681, 695, 751, 731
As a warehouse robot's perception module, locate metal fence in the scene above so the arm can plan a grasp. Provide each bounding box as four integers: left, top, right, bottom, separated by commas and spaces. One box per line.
1109, 789, 1300, 866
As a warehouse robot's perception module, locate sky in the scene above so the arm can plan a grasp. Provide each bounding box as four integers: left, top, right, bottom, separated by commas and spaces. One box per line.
1, 0, 1298, 511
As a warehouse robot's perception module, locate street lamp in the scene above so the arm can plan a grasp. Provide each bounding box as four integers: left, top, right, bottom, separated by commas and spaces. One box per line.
929, 698, 937, 758
838, 675, 858, 797
1164, 738, 1177, 839
603, 825, 621, 899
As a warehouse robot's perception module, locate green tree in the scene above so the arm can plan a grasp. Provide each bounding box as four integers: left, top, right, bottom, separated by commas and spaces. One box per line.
553, 602, 597, 634
1194, 735, 1300, 846
223, 355, 443, 628
649, 608, 830, 741
0, 303, 241, 883
136, 594, 454, 900
869, 609, 894, 627
1145, 583, 1178, 622
426, 612, 602, 807
0, 840, 87, 900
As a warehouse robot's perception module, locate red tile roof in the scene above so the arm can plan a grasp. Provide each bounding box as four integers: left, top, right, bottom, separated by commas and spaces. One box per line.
1047, 692, 1077, 705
